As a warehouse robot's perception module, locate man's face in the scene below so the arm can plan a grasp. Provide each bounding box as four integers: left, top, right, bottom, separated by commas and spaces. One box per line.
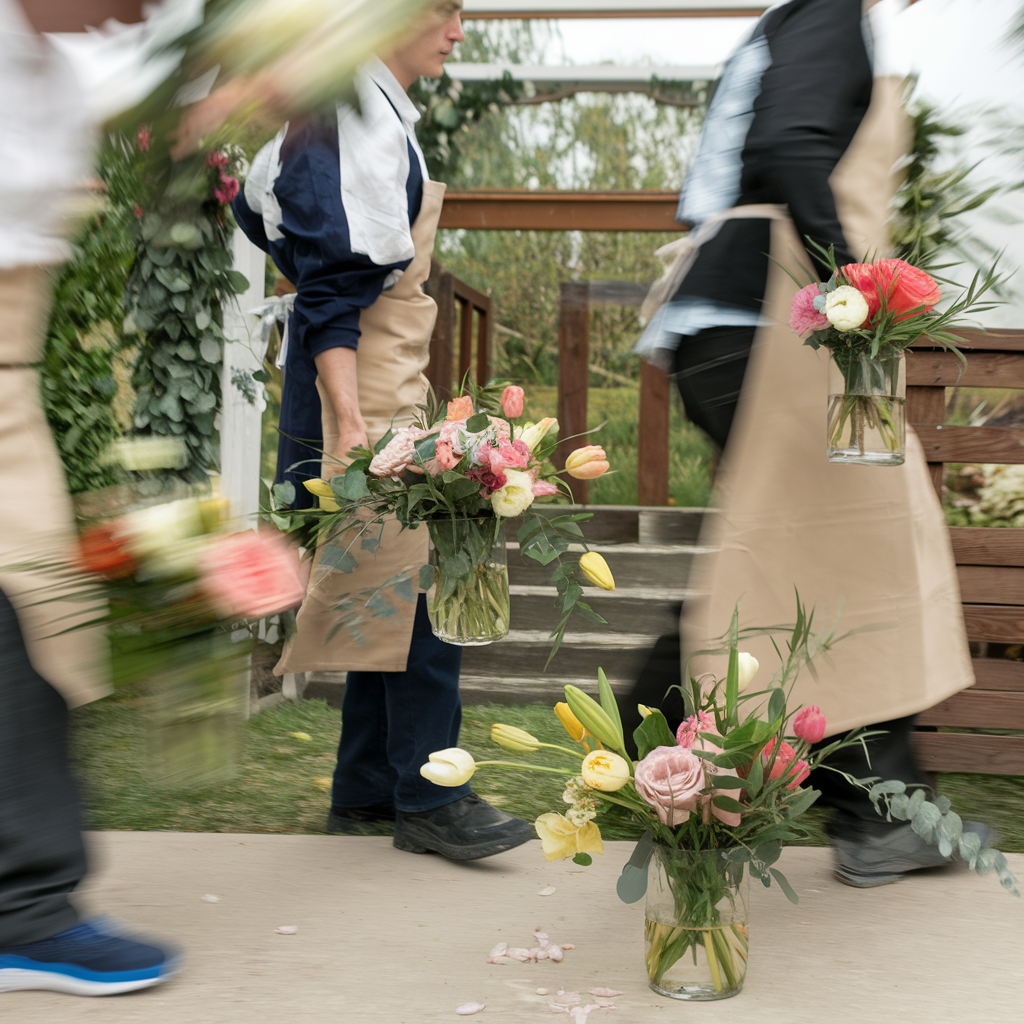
388, 1, 465, 84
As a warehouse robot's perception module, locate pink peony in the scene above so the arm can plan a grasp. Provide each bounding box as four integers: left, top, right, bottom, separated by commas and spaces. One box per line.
532, 480, 559, 497
790, 283, 829, 335
762, 738, 811, 790
201, 531, 305, 620
215, 175, 240, 205
634, 746, 705, 826
792, 705, 827, 744
501, 385, 525, 418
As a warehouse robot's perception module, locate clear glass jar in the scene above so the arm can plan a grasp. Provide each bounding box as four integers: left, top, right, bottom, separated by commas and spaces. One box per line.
645, 845, 750, 1000
148, 630, 249, 790
426, 517, 509, 646
827, 348, 906, 465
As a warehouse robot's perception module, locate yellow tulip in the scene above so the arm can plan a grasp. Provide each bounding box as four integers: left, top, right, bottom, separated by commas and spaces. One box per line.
534, 812, 604, 862
580, 750, 631, 792
302, 477, 340, 512
579, 552, 615, 591
565, 445, 610, 480
517, 416, 559, 451
420, 748, 476, 787
555, 701, 588, 742
491, 724, 541, 753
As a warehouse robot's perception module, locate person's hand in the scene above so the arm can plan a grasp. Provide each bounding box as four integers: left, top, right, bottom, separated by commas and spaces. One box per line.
325, 422, 369, 475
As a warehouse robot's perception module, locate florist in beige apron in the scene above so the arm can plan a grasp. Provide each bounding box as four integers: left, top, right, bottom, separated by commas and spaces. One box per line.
276, 181, 445, 675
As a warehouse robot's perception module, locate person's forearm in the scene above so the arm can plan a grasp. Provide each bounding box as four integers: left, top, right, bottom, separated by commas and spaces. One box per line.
18, 0, 146, 33
314, 346, 365, 432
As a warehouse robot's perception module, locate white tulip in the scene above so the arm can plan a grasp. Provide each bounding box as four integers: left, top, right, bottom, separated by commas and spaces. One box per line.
824, 286, 870, 332
420, 747, 477, 787
737, 652, 759, 692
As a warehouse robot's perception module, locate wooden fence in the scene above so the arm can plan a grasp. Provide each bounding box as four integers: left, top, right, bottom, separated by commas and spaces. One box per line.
424, 258, 493, 398
907, 330, 1024, 774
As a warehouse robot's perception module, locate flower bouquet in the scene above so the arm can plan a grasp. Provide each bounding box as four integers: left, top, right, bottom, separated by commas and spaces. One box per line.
24, 492, 304, 788
785, 247, 1000, 465
270, 380, 615, 655
420, 599, 1019, 1001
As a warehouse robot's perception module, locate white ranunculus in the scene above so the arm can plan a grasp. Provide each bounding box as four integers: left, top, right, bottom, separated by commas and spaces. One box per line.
490, 469, 535, 518
119, 499, 205, 561
824, 286, 870, 332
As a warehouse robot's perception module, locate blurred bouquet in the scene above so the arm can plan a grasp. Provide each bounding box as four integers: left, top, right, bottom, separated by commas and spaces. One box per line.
271, 380, 614, 655
29, 490, 304, 787
423, 599, 1019, 999
785, 248, 1000, 465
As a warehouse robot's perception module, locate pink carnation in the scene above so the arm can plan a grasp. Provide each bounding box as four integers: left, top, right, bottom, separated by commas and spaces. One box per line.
790, 283, 829, 335
675, 710, 715, 749
201, 531, 305, 620
215, 175, 240, 205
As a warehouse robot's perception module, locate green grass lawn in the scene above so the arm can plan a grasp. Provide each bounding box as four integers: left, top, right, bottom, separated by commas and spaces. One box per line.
71, 697, 1024, 853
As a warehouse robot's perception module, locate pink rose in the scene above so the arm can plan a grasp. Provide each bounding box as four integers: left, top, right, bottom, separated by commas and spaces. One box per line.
762, 738, 810, 790
435, 439, 460, 471
494, 439, 528, 470
466, 465, 507, 494
792, 705, 827, 744
201, 531, 305, 620
689, 736, 744, 828
501, 385, 525, 418
790, 283, 829, 335
532, 480, 559, 496
215, 175, 240, 205
634, 745, 705, 826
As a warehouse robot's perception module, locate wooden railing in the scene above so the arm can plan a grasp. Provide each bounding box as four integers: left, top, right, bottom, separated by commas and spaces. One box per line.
907, 330, 1024, 774
424, 258, 493, 399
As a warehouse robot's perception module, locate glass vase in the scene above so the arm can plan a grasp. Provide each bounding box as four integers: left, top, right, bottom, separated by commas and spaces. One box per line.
148, 630, 249, 790
644, 846, 749, 1001
827, 348, 906, 465
426, 517, 509, 646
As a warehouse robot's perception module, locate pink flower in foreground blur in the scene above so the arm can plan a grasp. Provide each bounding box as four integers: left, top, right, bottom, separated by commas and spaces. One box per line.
793, 705, 827, 744
201, 531, 305, 619
634, 745, 704, 826
215, 175, 240, 205
676, 710, 715, 749
133, 204, 144, 219
790, 283, 829, 335
207, 149, 228, 168
532, 480, 559, 497
501, 385, 525, 418
762, 738, 810, 790
137, 125, 150, 151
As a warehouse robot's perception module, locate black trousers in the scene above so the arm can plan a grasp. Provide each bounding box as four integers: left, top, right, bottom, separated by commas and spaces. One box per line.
0, 587, 86, 946
620, 325, 932, 840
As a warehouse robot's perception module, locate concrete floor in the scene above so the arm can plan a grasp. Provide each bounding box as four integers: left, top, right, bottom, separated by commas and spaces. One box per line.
6, 833, 1024, 1024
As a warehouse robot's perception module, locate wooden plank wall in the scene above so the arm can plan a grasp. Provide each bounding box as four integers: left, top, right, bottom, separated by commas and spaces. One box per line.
908, 331, 1024, 774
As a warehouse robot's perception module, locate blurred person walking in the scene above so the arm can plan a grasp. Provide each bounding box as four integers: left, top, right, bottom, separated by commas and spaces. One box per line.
628, 0, 990, 887
232, 1, 535, 861
0, 0, 176, 995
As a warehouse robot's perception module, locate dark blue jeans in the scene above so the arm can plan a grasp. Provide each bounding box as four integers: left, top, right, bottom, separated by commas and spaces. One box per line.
331, 595, 471, 813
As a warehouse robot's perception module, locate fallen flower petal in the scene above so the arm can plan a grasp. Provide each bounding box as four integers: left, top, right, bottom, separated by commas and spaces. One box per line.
560, 944, 575, 950
455, 1003, 486, 1016
539, 885, 557, 896
487, 941, 508, 960
275, 925, 298, 935
546, 945, 564, 963
589, 988, 623, 997
507, 947, 533, 961
200, 894, 220, 903
536, 988, 549, 996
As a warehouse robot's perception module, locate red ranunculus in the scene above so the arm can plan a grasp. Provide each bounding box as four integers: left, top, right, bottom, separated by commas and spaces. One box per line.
841, 259, 941, 323
78, 523, 136, 579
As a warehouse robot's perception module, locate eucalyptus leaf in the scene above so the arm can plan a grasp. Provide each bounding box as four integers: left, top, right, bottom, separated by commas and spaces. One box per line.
320, 544, 358, 574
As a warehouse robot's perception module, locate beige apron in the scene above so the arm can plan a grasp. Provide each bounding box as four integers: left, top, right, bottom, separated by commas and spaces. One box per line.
0, 267, 108, 707
679, 73, 974, 736
276, 180, 446, 675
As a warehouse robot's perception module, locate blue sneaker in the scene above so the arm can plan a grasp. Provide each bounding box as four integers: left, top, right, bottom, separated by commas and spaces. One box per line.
0, 918, 178, 995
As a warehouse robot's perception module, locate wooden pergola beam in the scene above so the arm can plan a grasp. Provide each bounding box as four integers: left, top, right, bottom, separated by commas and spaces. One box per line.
439, 190, 682, 232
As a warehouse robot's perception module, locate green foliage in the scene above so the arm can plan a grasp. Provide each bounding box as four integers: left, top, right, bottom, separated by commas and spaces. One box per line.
124, 146, 249, 485
40, 137, 143, 493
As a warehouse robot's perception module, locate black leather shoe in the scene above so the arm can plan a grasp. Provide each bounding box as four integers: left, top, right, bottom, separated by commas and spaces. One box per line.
326, 803, 396, 834
393, 794, 535, 860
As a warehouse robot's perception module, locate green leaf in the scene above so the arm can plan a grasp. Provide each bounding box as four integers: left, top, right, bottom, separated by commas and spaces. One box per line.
784, 786, 820, 819
199, 337, 221, 363
616, 833, 654, 904
465, 412, 489, 432
226, 270, 250, 294
419, 564, 435, 590
572, 852, 593, 867
195, 310, 211, 331
393, 575, 414, 603
711, 795, 744, 814
597, 668, 624, 750
252, 368, 270, 383
910, 800, 942, 842
768, 686, 786, 723
770, 868, 800, 904
320, 544, 358, 573
360, 533, 380, 553
633, 710, 677, 760
340, 468, 370, 500
273, 481, 296, 506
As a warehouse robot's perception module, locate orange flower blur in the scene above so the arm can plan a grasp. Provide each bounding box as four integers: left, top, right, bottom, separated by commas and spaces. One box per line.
446, 395, 474, 421
78, 523, 136, 580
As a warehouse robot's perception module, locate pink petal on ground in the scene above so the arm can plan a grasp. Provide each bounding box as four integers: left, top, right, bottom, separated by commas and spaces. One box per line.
560, 944, 575, 950
589, 988, 623, 997
508, 947, 533, 962
546, 945, 564, 962
274, 925, 297, 935
539, 884, 557, 896
455, 1003, 486, 1015
487, 942, 508, 959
